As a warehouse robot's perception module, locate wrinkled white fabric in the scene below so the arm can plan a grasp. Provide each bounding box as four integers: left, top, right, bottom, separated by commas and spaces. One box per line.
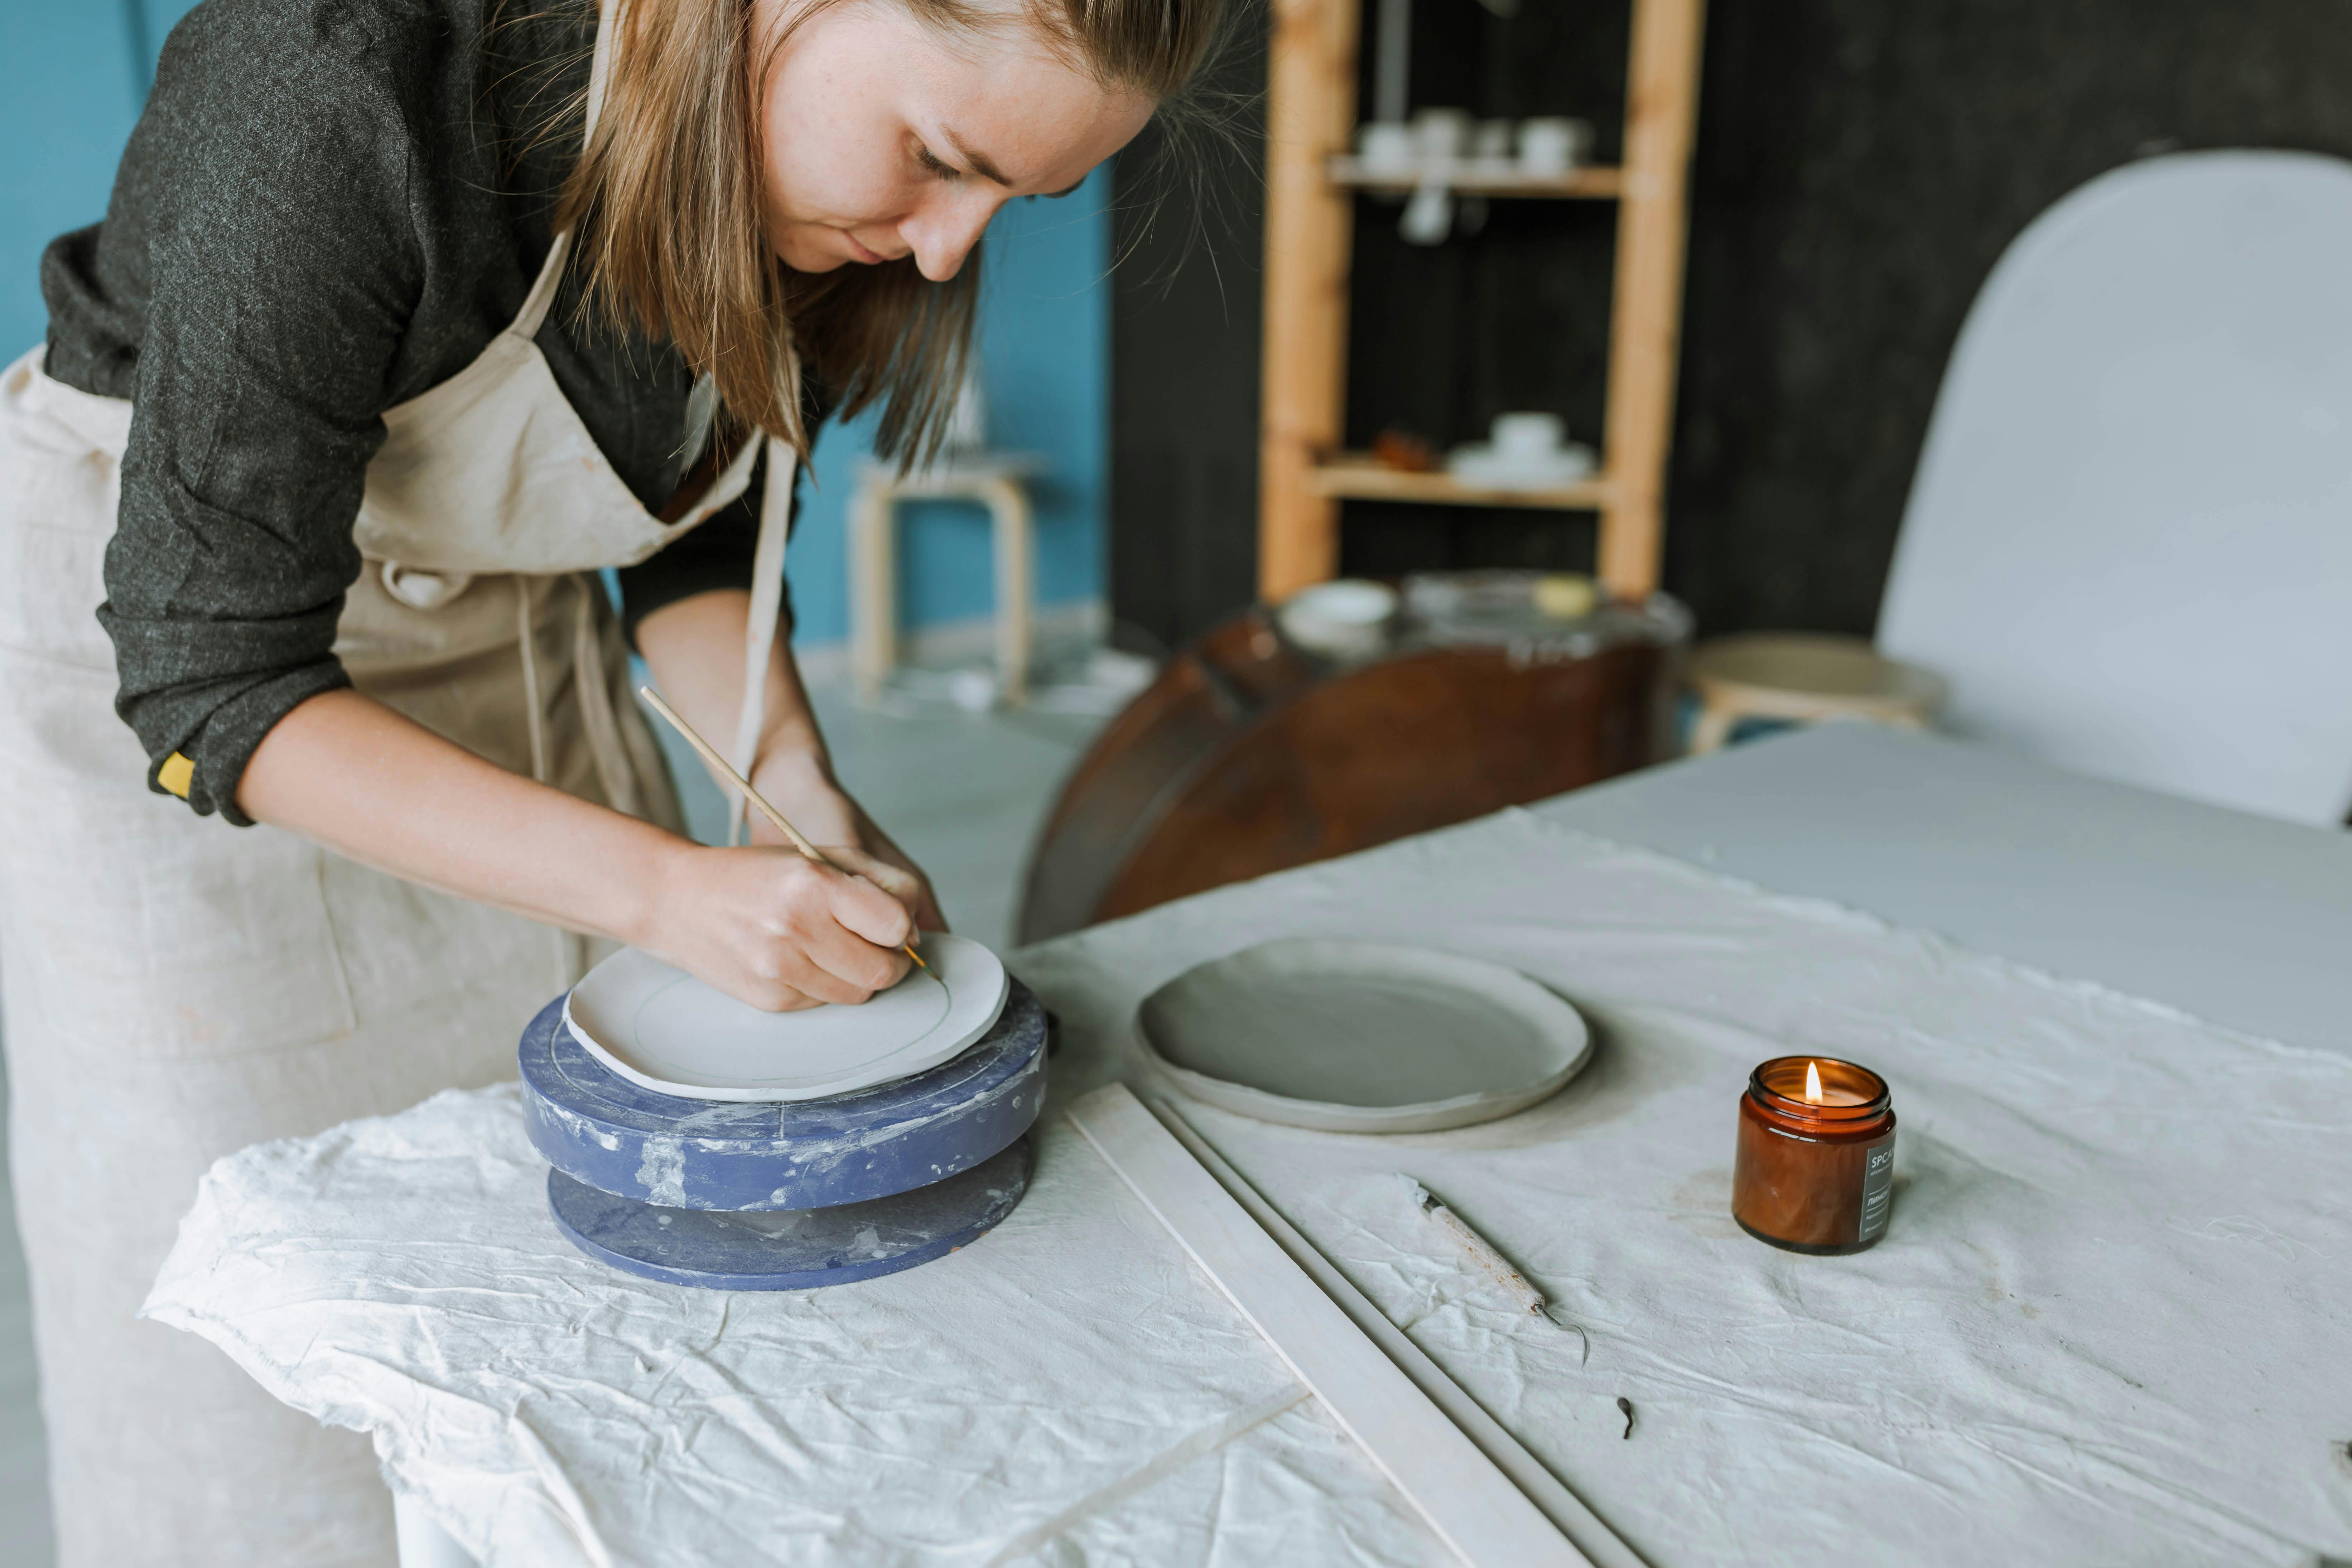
148, 817, 2352, 1565
145, 1084, 1450, 1568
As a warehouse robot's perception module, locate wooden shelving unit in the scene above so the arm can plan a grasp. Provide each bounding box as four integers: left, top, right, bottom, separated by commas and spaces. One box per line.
1303, 452, 1610, 511
1257, 0, 1708, 603
1323, 158, 1626, 199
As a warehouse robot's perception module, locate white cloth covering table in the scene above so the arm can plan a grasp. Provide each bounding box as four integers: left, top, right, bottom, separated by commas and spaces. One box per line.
145, 730, 2352, 1566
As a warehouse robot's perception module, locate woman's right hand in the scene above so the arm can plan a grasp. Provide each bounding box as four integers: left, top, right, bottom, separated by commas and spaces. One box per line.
635, 843, 916, 1012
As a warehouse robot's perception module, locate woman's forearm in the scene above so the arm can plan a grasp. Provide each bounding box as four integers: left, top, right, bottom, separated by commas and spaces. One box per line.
234, 682, 918, 1009
635, 587, 840, 831
236, 687, 681, 944
636, 588, 948, 930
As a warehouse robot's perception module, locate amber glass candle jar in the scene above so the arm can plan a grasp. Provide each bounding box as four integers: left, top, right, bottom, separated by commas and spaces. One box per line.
1731, 1057, 1896, 1254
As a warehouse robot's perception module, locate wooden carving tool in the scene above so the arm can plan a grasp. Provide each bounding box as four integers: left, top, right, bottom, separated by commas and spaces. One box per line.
637, 685, 927, 973
1406, 1177, 1547, 1315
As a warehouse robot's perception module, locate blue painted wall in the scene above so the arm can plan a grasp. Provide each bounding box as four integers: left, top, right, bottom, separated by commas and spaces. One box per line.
0, 4, 148, 357
0, 0, 1108, 642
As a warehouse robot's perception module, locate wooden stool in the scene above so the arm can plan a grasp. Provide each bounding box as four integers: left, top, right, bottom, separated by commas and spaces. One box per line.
1687, 633, 1947, 753
849, 455, 1041, 705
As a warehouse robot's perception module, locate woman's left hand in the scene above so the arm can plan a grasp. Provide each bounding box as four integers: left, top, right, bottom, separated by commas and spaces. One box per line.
747, 751, 949, 933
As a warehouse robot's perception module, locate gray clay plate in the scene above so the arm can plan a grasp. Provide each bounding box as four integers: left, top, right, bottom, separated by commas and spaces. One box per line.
1134, 938, 1591, 1133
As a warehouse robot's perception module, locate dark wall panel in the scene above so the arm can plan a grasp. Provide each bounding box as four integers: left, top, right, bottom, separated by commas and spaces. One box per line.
1674, 0, 2352, 636
1113, 1, 2352, 647
1106, 18, 1269, 657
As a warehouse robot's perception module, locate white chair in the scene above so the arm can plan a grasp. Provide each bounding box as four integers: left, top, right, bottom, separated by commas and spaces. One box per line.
1877, 150, 2352, 826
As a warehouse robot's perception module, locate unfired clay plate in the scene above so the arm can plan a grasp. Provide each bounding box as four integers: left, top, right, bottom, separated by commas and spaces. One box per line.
564, 934, 1008, 1102
1136, 938, 1590, 1133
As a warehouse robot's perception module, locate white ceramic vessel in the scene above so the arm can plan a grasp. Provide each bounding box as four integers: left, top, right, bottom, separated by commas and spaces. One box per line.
1517, 116, 1593, 175
1447, 442, 1596, 489
1446, 410, 1595, 488
1134, 937, 1592, 1133
1278, 578, 1401, 657
565, 933, 1010, 1102
1356, 120, 1417, 174
1411, 106, 1473, 160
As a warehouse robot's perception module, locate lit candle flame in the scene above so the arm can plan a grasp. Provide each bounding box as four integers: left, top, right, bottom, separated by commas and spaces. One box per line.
1805, 1060, 1824, 1104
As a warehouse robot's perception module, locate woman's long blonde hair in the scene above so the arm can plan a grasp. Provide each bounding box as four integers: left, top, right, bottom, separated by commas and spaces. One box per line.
553, 0, 1223, 464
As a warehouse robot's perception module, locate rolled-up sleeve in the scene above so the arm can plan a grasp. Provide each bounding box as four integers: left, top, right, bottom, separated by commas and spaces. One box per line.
89, 1, 420, 824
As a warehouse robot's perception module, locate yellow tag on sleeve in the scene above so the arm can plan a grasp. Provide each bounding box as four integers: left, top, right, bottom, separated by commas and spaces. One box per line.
158, 752, 195, 799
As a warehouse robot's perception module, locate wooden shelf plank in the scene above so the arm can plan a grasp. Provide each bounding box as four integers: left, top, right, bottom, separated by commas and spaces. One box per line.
1596, 0, 1707, 596
1304, 455, 1611, 511
1325, 157, 1624, 199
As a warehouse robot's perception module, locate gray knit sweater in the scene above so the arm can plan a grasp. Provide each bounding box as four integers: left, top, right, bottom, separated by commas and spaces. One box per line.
42, 0, 815, 824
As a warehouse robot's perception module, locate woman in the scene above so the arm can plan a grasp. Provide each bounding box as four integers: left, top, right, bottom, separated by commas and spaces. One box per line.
0, 0, 1216, 1558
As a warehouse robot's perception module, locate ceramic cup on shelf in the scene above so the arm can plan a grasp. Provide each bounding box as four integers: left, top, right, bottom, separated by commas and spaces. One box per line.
1518, 117, 1594, 176
1494, 412, 1567, 459
1399, 183, 1455, 245
1411, 106, 1473, 162
1356, 120, 1416, 175
1447, 411, 1596, 489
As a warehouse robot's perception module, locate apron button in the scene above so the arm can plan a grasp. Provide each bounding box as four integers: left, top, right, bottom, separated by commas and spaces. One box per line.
380, 562, 474, 610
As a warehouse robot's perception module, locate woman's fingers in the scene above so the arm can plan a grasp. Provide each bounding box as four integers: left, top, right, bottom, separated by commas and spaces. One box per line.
819, 846, 926, 920
818, 859, 917, 948
751, 981, 826, 1013
650, 845, 929, 1013
734, 855, 906, 1007
778, 912, 908, 1005
833, 850, 920, 905
823, 843, 949, 934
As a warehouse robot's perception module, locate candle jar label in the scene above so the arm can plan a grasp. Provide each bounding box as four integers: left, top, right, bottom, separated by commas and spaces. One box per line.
1859, 1141, 1894, 1244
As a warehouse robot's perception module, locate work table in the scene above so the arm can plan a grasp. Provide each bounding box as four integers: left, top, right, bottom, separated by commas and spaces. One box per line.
1540, 723, 2352, 1058
146, 726, 2352, 1565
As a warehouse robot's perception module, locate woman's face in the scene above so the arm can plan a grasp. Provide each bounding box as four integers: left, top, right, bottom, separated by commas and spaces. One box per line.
756, 0, 1154, 281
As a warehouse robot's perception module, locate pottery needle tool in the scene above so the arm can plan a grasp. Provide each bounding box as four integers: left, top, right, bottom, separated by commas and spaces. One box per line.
1404, 1177, 1585, 1355
637, 685, 926, 973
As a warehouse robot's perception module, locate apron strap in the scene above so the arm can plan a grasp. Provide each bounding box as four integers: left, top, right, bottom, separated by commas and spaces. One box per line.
510, 3, 781, 854
515, 577, 550, 785
727, 437, 794, 845
512, 237, 571, 343
572, 575, 645, 819
585, 0, 619, 141
513, 575, 585, 990
511, 0, 621, 342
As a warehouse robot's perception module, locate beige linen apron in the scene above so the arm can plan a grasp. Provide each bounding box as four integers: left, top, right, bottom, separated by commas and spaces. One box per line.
0, 6, 790, 1561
